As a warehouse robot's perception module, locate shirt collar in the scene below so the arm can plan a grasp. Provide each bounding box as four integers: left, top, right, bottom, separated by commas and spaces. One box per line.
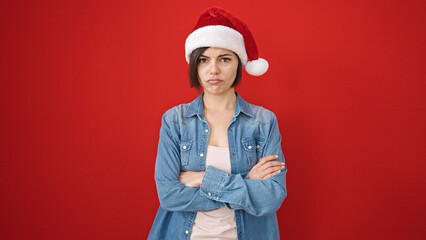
184, 91, 254, 119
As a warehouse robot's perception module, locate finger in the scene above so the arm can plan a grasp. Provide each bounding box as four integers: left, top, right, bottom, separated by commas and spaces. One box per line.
264, 165, 285, 174
250, 162, 260, 171
262, 170, 281, 180
259, 165, 284, 178
178, 173, 185, 180
250, 155, 280, 178
262, 170, 282, 180
178, 172, 189, 182
258, 154, 279, 166
258, 160, 284, 172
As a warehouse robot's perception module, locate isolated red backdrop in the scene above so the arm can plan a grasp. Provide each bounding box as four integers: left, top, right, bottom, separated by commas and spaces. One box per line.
1, 0, 425, 239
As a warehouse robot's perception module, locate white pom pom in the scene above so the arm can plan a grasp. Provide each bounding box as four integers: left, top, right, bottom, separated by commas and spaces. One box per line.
245, 58, 269, 76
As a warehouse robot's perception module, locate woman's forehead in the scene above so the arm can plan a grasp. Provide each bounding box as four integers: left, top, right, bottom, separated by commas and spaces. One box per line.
202, 47, 236, 56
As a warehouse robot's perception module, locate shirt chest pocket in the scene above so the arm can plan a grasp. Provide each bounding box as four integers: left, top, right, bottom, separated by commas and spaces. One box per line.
241, 138, 266, 165
180, 140, 193, 166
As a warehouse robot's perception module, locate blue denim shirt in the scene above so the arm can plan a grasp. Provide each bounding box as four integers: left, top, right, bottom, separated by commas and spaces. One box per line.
149, 92, 287, 240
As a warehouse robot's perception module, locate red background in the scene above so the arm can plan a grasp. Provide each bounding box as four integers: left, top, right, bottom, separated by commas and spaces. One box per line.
1, 0, 425, 239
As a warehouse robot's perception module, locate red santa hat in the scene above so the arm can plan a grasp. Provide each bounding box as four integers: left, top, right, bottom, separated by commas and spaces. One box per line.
185, 6, 269, 76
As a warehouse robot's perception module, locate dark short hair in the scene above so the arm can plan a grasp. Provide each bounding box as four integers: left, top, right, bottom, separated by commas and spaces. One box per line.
188, 47, 243, 92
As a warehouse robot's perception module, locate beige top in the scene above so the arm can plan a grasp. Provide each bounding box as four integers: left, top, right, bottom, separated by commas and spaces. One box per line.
190, 145, 237, 240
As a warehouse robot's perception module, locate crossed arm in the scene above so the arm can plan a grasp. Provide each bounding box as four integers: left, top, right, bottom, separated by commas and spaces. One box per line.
155, 114, 287, 216
179, 154, 285, 187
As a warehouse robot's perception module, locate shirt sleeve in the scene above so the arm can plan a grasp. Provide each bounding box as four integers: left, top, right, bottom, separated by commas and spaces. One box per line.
154, 113, 224, 212
199, 114, 287, 217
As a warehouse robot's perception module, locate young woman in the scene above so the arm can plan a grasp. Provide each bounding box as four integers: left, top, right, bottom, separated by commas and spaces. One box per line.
149, 6, 287, 240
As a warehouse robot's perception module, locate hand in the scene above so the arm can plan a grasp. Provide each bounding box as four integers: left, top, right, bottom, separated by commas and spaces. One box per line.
179, 171, 205, 188
248, 155, 285, 180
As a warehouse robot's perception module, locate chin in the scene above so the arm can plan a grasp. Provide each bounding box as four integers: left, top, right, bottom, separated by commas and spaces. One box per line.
207, 87, 232, 95
206, 90, 222, 95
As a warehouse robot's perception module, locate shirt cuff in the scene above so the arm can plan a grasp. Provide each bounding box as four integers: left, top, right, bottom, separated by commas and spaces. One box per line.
199, 166, 228, 200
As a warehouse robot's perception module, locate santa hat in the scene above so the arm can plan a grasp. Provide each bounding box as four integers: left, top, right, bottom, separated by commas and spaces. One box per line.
185, 6, 268, 76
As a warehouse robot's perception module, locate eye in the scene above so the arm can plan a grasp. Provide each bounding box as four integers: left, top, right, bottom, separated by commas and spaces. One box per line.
221, 58, 231, 62
198, 58, 208, 63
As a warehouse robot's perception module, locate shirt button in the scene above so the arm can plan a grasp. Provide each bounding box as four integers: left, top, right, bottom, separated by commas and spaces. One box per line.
185, 230, 189, 234
229, 128, 233, 131
183, 145, 187, 150
205, 129, 209, 133
200, 153, 204, 157
248, 145, 252, 150
232, 152, 236, 155
208, 192, 212, 196
256, 145, 260, 149
239, 232, 243, 236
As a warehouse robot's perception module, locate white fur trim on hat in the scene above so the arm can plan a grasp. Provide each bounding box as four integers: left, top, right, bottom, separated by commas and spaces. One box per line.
185, 25, 248, 65
245, 58, 269, 76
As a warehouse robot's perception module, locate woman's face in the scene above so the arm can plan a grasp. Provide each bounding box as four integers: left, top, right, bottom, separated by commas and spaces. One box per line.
197, 47, 239, 95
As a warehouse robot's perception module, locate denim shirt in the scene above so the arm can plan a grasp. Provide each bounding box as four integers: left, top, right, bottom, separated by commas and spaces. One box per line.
149, 92, 287, 240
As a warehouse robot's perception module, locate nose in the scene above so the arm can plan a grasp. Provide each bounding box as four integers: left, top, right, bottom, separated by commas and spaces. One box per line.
209, 60, 220, 76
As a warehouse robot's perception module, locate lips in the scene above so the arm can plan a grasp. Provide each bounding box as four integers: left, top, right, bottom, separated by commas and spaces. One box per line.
207, 78, 223, 84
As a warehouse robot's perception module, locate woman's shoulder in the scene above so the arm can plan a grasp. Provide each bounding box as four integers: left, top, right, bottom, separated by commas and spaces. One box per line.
161, 102, 192, 123
245, 101, 278, 124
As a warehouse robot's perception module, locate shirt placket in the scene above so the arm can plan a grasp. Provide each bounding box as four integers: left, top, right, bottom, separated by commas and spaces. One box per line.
198, 114, 209, 170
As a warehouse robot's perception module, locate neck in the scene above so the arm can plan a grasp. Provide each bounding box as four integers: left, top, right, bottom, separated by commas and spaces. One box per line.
202, 89, 237, 112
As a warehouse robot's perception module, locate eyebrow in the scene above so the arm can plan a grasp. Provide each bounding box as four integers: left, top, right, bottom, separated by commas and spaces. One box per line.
200, 54, 233, 58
